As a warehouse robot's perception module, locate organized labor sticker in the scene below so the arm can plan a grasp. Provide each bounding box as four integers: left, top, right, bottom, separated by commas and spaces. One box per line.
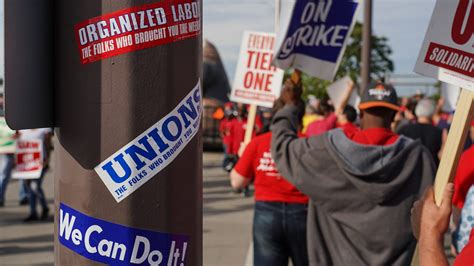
75, 0, 201, 64
95, 81, 201, 202
59, 203, 190, 265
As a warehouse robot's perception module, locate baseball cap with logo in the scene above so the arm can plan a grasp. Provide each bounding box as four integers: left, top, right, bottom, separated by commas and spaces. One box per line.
359, 82, 400, 112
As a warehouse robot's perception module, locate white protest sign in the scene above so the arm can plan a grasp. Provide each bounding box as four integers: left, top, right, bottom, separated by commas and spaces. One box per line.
414, 0, 473, 90
274, 0, 360, 81
230, 31, 284, 108
441, 82, 461, 112
326, 76, 360, 109
12, 140, 43, 179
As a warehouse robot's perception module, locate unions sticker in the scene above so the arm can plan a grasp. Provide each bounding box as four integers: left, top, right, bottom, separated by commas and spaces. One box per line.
59, 203, 189, 265
75, 0, 201, 64
95, 81, 201, 202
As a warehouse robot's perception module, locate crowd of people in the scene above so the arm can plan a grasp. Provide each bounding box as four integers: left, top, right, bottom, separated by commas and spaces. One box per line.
0, 96, 53, 222
219, 79, 474, 265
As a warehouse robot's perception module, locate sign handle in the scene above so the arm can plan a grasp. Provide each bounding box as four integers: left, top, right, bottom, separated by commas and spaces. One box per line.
411, 88, 474, 266
243, 104, 258, 145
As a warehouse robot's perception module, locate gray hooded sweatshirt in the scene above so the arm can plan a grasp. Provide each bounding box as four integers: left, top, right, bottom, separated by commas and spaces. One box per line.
271, 106, 435, 266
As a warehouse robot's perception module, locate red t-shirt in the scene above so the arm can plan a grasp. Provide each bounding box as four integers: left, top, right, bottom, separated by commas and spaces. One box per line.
229, 117, 263, 155
338, 122, 360, 135
219, 118, 234, 148
454, 230, 474, 266
306, 113, 337, 137
453, 146, 474, 209
344, 127, 399, 146
234, 132, 308, 204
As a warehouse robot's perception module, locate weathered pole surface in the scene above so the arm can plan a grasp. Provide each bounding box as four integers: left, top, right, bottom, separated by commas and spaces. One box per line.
361, 0, 372, 90
53, 0, 202, 265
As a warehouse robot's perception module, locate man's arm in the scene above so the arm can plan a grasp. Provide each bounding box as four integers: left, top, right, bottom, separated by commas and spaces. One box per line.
230, 169, 250, 190
411, 184, 454, 266
270, 79, 313, 187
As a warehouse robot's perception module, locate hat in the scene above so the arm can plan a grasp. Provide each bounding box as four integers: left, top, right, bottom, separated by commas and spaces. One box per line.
359, 83, 400, 112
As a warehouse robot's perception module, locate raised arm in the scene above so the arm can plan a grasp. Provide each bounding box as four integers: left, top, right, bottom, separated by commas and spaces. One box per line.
335, 79, 355, 115
270, 79, 313, 187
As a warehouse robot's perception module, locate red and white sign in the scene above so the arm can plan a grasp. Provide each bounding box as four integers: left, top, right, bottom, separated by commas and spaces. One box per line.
230, 31, 285, 108
12, 140, 43, 179
414, 0, 473, 91
75, 0, 201, 64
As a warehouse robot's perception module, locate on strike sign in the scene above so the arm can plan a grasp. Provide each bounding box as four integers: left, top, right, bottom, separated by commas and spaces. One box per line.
12, 140, 43, 179
274, 0, 359, 81
230, 31, 284, 108
414, 0, 473, 90
75, 0, 201, 64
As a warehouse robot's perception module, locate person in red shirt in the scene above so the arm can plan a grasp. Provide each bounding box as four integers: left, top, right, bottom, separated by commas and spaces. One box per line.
411, 183, 473, 266
230, 101, 309, 266
337, 105, 360, 135
228, 104, 262, 156
453, 145, 474, 209
219, 102, 236, 171
307, 81, 355, 137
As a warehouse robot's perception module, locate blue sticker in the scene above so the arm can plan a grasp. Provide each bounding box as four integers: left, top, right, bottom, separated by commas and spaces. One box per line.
58, 203, 189, 265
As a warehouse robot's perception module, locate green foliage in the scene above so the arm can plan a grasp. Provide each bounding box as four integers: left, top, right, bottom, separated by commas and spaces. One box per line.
300, 22, 394, 100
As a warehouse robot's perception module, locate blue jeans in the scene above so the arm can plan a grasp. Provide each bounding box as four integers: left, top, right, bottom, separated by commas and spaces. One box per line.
19, 180, 27, 200
0, 154, 14, 203
253, 201, 308, 266
25, 170, 48, 216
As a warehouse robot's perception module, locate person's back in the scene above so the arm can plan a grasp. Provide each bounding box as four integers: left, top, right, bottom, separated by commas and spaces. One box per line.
398, 99, 442, 165
271, 81, 435, 265
398, 123, 442, 165
230, 98, 309, 265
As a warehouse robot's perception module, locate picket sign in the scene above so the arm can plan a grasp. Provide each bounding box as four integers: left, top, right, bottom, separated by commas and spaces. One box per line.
411, 89, 474, 266
411, 0, 474, 263
243, 105, 258, 144
434, 89, 474, 203
242, 1, 284, 145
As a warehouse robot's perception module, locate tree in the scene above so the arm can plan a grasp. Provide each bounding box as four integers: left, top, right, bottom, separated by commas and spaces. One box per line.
300, 22, 394, 100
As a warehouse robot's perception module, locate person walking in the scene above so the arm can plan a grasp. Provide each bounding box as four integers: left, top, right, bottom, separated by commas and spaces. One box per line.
20, 128, 53, 222
230, 92, 309, 266
271, 80, 435, 265
0, 103, 16, 207
398, 98, 443, 165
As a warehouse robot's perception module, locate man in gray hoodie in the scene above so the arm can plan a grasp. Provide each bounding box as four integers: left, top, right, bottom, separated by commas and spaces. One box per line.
271, 79, 435, 265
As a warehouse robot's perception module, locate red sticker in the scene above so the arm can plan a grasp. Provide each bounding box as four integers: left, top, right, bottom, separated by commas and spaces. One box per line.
75, 0, 201, 64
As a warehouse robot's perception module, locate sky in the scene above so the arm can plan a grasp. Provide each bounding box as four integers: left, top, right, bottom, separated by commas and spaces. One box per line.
203, 0, 437, 82
0, 0, 437, 84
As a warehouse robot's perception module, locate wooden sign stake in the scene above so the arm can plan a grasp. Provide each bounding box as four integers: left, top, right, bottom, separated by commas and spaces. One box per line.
243, 104, 258, 144
411, 88, 474, 265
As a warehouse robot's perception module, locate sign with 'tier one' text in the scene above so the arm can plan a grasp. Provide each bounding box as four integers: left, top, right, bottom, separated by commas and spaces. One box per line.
230, 31, 284, 108
415, 0, 473, 91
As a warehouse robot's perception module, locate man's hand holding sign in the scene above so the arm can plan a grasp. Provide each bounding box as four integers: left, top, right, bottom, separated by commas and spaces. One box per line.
412, 0, 474, 265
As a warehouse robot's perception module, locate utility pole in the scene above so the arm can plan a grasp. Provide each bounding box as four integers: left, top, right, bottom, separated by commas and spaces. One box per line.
5, 1, 203, 265
361, 0, 372, 90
